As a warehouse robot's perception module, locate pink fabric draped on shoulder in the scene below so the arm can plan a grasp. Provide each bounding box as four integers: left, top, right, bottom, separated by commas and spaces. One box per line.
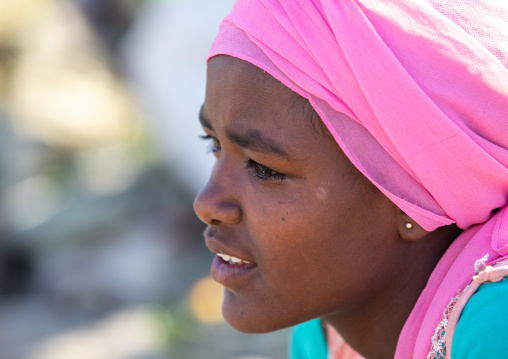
207, 0, 508, 358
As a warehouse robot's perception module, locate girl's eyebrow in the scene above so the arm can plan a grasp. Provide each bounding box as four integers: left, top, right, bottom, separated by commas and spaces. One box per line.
199, 105, 290, 159
225, 128, 290, 159
199, 106, 212, 130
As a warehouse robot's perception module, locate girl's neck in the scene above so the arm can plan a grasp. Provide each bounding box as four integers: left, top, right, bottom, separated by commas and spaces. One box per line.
323, 227, 459, 359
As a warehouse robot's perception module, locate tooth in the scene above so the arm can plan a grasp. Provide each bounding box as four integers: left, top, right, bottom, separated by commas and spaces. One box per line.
243, 260, 251, 264
230, 256, 242, 263
218, 254, 231, 261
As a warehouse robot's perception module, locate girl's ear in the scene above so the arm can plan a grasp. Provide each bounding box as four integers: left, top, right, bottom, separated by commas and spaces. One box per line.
398, 211, 428, 241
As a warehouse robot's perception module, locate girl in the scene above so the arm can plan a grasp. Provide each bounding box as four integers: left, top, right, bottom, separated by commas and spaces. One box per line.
193, 1, 508, 358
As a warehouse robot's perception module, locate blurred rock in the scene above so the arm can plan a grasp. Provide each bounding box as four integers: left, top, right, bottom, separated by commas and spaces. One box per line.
27, 306, 165, 359
3, 0, 144, 149
0, 244, 33, 296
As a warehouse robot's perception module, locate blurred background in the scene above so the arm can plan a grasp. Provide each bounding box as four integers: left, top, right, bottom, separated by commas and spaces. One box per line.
0, 1, 289, 358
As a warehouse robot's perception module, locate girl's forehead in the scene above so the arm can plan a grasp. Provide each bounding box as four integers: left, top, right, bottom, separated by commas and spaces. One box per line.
205, 56, 321, 136
207, 56, 293, 102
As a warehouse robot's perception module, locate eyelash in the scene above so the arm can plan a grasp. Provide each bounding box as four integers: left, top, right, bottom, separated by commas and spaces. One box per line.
246, 159, 287, 182
200, 134, 221, 153
200, 134, 287, 182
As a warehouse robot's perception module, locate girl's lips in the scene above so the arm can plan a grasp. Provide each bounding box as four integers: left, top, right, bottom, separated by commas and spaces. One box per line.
210, 255, 258, 288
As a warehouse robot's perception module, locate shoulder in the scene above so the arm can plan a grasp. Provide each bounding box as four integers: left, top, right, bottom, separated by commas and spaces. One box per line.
451, 278, 508, 359
289, 319, 327, 359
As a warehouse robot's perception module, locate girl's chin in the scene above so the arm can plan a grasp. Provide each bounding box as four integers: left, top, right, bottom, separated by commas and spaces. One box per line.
222, 298, 273, 333
221, 291, 307, 334
223, 314, 288, 334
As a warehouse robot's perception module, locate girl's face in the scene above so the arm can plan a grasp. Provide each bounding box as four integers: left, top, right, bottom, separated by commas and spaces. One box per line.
194, 55, 402, 333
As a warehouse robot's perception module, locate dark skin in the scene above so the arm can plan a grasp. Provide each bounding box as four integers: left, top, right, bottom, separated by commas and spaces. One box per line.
194, 55, 460, 359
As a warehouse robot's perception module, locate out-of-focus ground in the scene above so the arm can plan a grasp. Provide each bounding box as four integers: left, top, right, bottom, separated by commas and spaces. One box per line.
0, 1, 289, 358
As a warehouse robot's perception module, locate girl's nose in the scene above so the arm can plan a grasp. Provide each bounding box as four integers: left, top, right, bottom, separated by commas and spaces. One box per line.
193, 171, 242, 226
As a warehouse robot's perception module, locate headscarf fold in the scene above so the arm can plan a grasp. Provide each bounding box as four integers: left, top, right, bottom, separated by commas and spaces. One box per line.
207, 1, 508, 357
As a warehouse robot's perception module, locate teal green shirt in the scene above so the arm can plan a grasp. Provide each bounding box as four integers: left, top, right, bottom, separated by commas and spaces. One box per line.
289, 318, 327, 359
451, 278, 508, 358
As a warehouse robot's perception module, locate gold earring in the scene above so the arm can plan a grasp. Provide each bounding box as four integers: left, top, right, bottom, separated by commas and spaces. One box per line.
406, 223, 413, 229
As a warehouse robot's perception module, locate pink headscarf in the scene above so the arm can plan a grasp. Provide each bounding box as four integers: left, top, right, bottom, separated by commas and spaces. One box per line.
207, 0, 508, 357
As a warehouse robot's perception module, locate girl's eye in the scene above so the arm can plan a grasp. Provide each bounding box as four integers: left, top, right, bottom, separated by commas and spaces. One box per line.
200, 134, 221, 153
247, 159, 287, 182
200, 135, 286, 182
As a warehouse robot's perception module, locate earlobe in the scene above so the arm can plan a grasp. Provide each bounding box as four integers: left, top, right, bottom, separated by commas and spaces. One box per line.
398, 212, 428, 241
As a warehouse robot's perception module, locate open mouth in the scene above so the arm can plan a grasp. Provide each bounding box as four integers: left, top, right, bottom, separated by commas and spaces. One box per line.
210, 252, 257, 287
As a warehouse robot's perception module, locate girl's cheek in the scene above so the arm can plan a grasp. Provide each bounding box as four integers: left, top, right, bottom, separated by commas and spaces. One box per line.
315, 187, 328, 201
